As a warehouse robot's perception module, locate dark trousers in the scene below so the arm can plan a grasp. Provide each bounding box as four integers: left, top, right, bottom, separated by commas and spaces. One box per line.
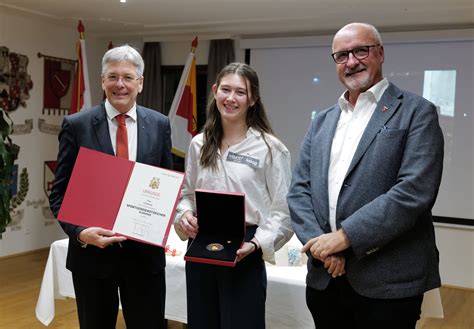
306, 276, 423, 329
185, 227, 267, 329
72, 269, 166, 329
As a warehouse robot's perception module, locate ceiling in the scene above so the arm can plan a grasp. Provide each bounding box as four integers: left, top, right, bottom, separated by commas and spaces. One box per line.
1, 0, 473, 39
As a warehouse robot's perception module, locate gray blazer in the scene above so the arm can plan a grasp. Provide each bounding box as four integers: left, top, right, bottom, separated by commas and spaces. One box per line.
287, 82, 444, 299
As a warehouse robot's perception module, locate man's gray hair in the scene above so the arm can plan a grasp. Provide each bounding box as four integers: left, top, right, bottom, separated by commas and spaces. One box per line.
101, 44, 144, 77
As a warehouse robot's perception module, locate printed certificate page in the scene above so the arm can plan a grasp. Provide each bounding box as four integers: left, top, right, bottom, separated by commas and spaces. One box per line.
113, 162, 184, 246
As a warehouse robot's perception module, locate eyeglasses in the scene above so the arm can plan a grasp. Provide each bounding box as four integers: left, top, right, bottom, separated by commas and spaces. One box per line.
331, 44, 380, 64
104, 74, 141, 84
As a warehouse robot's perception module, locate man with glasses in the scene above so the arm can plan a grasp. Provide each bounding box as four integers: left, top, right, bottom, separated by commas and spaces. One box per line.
287, 23, 444, 328
50, 45, 172, 329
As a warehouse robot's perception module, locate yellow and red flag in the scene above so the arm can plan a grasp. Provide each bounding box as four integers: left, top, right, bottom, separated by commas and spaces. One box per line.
70, 20, 91, 114
168, 37, 198, 158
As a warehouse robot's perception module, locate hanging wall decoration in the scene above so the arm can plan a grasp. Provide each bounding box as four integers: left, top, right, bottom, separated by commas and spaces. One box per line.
38, 52, 76, 115
0, 46, 34, 112
12, 119, 33, 135
0, 46, 32, 238
42, 160, 56, 222
8, 167, 29, 232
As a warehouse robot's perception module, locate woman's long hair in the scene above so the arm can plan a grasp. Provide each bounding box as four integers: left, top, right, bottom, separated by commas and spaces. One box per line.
200, 63, 274, 169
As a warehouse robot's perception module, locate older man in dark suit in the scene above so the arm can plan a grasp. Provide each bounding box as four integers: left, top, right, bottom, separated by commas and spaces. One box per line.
287, 23, 444, 329
49, 45, 172, 329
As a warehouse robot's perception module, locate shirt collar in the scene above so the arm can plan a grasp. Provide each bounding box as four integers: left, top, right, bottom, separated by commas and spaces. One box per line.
105, 100, 137, 122
248, 126, 260, 138
338, 77, 389, 112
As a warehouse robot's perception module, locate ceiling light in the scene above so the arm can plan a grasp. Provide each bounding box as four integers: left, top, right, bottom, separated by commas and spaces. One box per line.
120, 0, 126, 3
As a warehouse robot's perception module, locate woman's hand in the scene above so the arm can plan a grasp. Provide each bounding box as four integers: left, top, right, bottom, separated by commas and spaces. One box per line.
236, 240, 259, 262
178, 210, 199, 239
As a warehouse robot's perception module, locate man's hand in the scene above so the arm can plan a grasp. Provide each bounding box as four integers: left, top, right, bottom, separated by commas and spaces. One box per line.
78, 227, 127, 248
323, 253, 346, 278
302, 229, 350, 260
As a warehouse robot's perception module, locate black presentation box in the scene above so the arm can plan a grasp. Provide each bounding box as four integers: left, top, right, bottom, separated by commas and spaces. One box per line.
184, 189, 246, 267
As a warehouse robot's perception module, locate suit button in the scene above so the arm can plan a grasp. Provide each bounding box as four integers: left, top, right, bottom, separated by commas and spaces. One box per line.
366, 247, 379, 255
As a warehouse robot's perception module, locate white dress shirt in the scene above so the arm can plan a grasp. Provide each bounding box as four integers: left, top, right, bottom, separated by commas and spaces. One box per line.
328, 78, 389, 232
105, 100, 138, 161
175, 127, 293, 264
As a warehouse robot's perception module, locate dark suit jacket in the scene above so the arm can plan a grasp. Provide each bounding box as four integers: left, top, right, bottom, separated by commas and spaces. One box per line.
287, 83, 444, 299
49, 103, 173, 278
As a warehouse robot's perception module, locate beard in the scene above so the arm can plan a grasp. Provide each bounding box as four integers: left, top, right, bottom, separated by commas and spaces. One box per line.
342, 65, 372, 92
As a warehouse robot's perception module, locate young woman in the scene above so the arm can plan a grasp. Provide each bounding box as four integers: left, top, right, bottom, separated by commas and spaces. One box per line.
174, 62, 293, 329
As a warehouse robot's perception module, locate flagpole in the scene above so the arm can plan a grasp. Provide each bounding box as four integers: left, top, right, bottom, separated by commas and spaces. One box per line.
70, 20, 91, 114
79, 30, 91, 110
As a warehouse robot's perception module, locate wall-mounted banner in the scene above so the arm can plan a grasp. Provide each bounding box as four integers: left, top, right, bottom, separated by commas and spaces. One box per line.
38, 52, 75, 115
26, 198, 46, 208
43, 161, 57, 221
44, 161, 56, 198
8, 167, 29, 230
0, 46, 33, 112
38, 118, 60, 135
12, 118, 33, 135
9, 209, 24, 231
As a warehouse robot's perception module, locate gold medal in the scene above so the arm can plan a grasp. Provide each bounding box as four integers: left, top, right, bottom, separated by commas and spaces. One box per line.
206, 243, 224, 251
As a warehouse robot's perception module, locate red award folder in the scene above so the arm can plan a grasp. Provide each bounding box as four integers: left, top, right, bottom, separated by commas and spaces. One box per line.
184, 189, 246, 267
57, 147, 184, 247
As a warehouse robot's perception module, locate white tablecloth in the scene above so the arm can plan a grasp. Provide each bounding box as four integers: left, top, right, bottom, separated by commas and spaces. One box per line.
36, 235, 443, 328
35, 235, 191, 326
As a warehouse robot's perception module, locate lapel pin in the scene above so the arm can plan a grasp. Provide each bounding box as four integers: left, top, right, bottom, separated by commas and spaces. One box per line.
382, 106, 389, 112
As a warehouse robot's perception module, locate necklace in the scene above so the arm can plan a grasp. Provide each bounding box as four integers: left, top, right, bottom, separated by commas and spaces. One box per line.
222, 132, 247, 150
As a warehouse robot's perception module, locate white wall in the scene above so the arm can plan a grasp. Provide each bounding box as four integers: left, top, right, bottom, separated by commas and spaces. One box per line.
2, 10, 471, 291
0, 10, 245, 258
0, 9, 71, 256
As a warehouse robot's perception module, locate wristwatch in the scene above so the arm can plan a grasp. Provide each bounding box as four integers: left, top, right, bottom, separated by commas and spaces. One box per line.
249, 240, 258, 251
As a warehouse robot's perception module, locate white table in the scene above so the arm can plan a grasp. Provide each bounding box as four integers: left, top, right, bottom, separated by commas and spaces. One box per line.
35, 236, 192, 326
36, 236, 443, 328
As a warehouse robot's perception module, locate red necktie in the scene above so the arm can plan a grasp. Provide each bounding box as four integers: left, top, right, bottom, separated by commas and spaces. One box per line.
116, 114, 129, 159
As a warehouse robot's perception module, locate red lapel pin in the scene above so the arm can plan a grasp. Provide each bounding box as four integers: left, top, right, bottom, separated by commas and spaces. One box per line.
382, 106, 389, 112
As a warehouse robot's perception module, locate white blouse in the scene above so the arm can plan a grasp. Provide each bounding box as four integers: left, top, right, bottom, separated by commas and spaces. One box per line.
175, 127, 293, 264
